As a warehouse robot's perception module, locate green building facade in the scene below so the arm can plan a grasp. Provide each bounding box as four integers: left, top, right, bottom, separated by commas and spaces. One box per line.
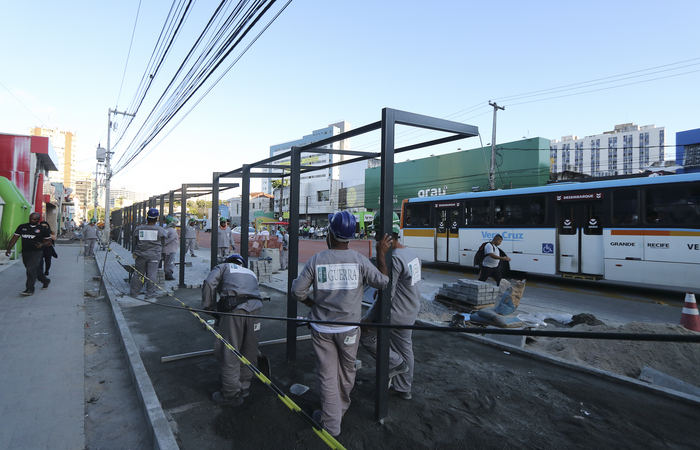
364, 137, 551, 210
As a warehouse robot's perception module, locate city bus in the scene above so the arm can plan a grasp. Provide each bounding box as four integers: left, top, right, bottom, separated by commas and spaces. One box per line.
400, 173, 700, 289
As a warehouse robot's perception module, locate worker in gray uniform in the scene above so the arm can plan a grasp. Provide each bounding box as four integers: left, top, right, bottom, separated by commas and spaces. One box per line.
279, 228, 289, 270
83, 218, 100, 258
291, 211, 392, 437
162, 216, 179, 281
202, 254, 263, 407
185, 219, 198, 257
129, 208, 168, 299
362, 212, 421, 400
217, 217, 233, 261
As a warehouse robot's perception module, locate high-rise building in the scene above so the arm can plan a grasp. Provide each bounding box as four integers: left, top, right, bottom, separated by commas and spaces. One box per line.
30, 127, 78, 189
549, 123, 666, 178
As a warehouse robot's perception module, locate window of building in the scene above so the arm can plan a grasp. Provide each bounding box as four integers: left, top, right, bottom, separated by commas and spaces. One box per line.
683, 143, 700, 167
611, 189, 639, 226
550, 145, 557, 173
404, 203, 431, 227
464, 200, 490, 226
317, 190, 330, 202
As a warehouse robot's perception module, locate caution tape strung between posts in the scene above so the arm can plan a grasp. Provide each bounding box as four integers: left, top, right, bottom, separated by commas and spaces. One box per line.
104, 249, 700, 343
103, 248, 347, 450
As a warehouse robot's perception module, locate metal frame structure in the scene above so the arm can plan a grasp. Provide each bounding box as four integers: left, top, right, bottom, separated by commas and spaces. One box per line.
214, 107, 478, 419
118, 183, 238, 288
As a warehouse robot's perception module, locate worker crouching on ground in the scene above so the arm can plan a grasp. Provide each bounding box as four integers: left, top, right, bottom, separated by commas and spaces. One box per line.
129, 208, 168, 299
203, 254, 263, 407
361, 212, 421, 400
291, 211, 391, 437
162, 216, 179, 280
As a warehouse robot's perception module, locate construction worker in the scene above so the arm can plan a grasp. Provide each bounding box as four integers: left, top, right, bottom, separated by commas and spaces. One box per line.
83, 218, 100, 258
217, 217, 233, 261
362, 212, 421, 400
291, 211, 392, 437
162, 216, 179, 281
279, 228, 289, 270
129, 208, 168, 299
185, 219, 198, 257
202, 254, 263, 406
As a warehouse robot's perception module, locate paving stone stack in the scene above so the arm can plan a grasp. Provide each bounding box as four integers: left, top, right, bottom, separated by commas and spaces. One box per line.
437, 279, 498, 311
156, 269, 166, 285
249, 259, 273, 282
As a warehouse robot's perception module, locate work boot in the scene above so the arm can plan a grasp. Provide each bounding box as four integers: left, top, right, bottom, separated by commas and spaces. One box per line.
190, 254, 197, 257
165, 272, 175, 281
42, 279, 51, 290
389, 386, 412, 400
212, 391, 243, 407
388, 361, 409, 379
20, 290, 34, 296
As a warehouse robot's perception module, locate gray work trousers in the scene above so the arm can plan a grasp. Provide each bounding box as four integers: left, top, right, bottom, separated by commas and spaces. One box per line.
312, 327, 360, 437
162, 252, 176, 275
215, 308, 261, 398
217, 247, 228, 259
361, 327, 415, 393
280, 248, 288, 270
186, 238, 196, 255
85, 239, 97, 257
129, 257, 159, 298
22, 251, 48, 292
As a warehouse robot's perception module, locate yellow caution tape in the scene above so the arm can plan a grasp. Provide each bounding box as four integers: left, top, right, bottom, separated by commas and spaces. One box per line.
107, 249, 346, 450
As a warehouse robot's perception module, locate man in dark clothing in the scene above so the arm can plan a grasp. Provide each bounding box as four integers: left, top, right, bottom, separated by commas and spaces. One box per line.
5, 212, 52, 296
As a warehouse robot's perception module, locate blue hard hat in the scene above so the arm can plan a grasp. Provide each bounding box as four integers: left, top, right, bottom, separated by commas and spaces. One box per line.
147, 208, 159, 218
327, 211, 356, 242
225, 254, 247, 268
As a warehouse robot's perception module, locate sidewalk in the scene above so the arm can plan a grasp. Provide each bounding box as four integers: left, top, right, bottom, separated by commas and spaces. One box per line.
0, 245, 85, 449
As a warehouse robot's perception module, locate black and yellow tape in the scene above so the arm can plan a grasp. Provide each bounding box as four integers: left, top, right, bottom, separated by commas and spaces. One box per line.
106, 248, 346, 450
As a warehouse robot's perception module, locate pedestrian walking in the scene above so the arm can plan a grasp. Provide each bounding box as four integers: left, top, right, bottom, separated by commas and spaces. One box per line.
162, 216, 179, 281
203, 254, 264, 406
478, 234, 511, 286
217, 218, 233, 261
5, 212, 52, 296
279, 228, 289, 270
291, 211, 391, 437
129, 208, 168, 299
361, 212, 421, 400
83, 218, 100, 257
185, 219, 198, 257
38, 221, 58, 276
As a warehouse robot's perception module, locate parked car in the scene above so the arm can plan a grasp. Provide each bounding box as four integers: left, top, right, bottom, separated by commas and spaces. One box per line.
232, 226, 256, 235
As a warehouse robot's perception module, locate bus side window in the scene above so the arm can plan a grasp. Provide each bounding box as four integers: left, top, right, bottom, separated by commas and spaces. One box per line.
612, 188, 639, 226
464, 200, 490, 226
405, 204, 431, 228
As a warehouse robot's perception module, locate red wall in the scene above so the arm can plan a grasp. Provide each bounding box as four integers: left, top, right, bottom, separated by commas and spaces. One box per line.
0, 134, 32, 202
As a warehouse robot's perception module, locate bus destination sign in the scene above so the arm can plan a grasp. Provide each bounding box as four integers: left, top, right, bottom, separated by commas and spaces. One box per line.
556, 192, 603, 202
434, 202, 459, 208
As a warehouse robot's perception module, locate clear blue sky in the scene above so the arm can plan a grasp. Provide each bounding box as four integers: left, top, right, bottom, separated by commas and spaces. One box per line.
1, 0, 698, 197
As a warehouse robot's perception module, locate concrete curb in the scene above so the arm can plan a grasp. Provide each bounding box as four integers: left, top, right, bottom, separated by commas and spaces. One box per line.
446, 324, 700, 407
96, 257, 180, 450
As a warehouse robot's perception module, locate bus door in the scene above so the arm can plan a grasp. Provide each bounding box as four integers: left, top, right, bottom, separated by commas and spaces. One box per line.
557, 199, 604, 276
435, 205, 460, 263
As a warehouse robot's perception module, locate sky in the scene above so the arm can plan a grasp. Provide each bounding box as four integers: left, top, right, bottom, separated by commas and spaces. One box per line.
1, 0, 699, 198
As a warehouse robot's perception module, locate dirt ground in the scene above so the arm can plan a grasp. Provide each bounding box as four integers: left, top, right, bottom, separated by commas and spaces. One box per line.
119, 286, 700, 450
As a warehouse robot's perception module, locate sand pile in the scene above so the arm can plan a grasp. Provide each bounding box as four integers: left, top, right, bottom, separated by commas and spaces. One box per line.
526, 322, 700, 388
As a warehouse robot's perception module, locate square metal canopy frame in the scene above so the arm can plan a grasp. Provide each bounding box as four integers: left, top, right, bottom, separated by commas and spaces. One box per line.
213, 107, 478, 420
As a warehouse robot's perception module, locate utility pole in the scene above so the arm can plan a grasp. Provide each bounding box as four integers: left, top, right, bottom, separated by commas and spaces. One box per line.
104, 108, 134, 243
488, 101, 505, 190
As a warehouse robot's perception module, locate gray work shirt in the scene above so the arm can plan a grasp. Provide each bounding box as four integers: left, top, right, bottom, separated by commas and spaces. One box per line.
162, 227, 179, 253
83, 225, 100, 240
291, 249, 389, 327
185, 224, 198, 239
202, 263, 263, 312
365, 247, 422, 325
132, 224, 168, 260
217, 225, 231, 248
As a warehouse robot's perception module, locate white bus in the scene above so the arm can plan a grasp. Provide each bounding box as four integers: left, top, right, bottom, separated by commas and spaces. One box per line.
400, 173, 700, 290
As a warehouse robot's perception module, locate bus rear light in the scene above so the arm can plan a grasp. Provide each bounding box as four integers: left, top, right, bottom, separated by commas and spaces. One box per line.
615, 264, 622, 267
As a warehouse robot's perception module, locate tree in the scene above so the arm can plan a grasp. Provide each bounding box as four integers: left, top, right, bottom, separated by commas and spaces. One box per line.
271, 179, 289, 189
